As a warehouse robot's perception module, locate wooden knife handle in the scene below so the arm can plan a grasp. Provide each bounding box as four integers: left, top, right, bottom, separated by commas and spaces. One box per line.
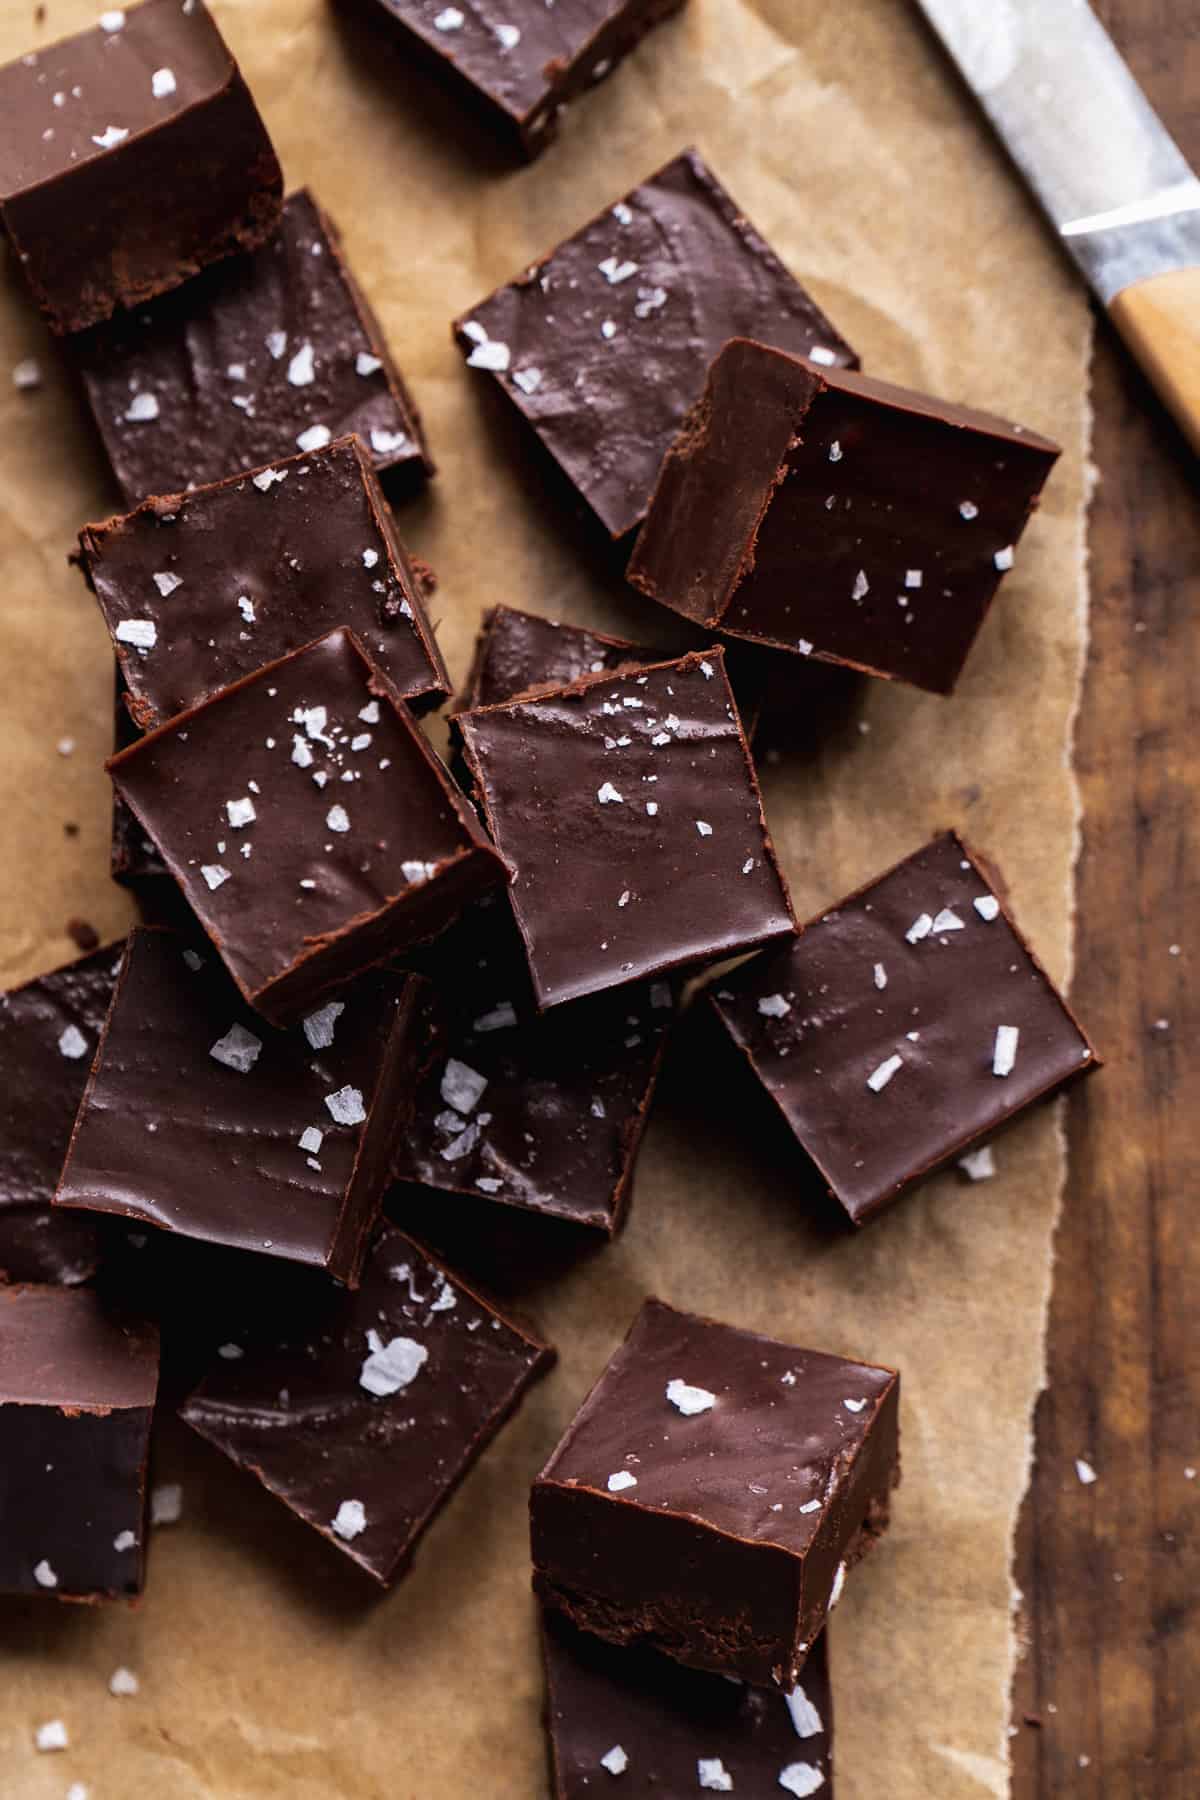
1109, 265, 1200, 455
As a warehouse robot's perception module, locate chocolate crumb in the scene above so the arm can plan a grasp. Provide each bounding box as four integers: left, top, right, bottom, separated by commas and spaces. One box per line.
67, 918, 101, 952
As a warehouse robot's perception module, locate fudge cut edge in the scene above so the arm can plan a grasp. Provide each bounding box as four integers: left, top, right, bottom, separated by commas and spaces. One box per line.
627, 338, 820, 628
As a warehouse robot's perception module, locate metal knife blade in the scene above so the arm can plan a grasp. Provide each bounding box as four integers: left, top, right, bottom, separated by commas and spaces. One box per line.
917, 0, 1200, 305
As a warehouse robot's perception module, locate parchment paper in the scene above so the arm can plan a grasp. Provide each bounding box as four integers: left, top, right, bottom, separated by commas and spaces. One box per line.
0, 0, 1092, 1794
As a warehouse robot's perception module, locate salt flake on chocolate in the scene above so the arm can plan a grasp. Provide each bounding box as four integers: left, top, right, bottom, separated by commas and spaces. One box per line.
785, 1682, 824, 1738
852, 569, 869, 600
356, 351, 382, 376
495, 22, 521, 48
467, 338, 510, 372
124, 392, 158, 423
697, 1760, 733, 1792
57, 1024, 89, 1060
153, 570, 182, 597
252, 466, 287, 490
303, 1000, 344, 1049
370, 428, 411, 454
473, 1001, 517, 1032
513, 367, 542, 394
695, 820, 713, 837
151, 67, 176, 98
905, 913, 933, 944
932, 908, 964, 932
607, 1471, 637, 1492
441, 1059, 488, 1114
210, 1023, 263, 1073
600, 1745, 628, 1775
992, 1024, 1019, 1077
296, 424, 332, 453
959, 1144, 996, 1181
666, 1378, 716, 1416
299, 1126, 324, 1154
325, 804, 350, 833
92, 124, 130, 149
598, 256, 638, 283
325, 1086, 367, 1126
867, 1053, 903, 1093
33, 1559, 58, 1589
331, 1499, 366, 1540
433, 5, 464, 25
597, 782, 624, 804
116, 619, 157, 648
974, 894, 1000, 921
757, 993, 790, 1018
287, 342, 315, 386
360, 1333, 428, 1397
200, 863, 230, 890
779, 1763, 826, 1796
226, 796, 256, 828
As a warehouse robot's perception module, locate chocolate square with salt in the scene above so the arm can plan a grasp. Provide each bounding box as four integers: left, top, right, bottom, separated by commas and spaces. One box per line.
543, 1611, 834, 1798
456, 604, 646, 711
457, 647, 794, 1010
628, 339, 1060, 694
357, 0, 686, 161
0, 0, 281, 334
707, 831, 1098, 1225
80, 435, 448, 731
108, 629, 505, 1022
0, 943, 121, 1286
73, 188, 433, 506
454, 149, 857, 539
532, 1297, 899, 1689
181, 1226, 554, 1586
393, 898, 676, 1233
55, 928, 432, 1284
0, 1284, 158, 1600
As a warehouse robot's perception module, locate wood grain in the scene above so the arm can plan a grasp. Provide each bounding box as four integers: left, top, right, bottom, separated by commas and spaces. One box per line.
1110, 267, 1200, 458
1011, 4, 1200, 1794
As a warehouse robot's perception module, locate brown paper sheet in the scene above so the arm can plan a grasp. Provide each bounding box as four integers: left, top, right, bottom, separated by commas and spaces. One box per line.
0, 0, 1092, 1793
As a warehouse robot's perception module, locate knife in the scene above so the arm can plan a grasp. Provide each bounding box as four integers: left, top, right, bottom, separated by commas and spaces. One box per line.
917, 0, 1200, 454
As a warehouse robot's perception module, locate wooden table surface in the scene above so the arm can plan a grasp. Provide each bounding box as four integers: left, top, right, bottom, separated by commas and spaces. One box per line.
1010, 4, 1199, 1794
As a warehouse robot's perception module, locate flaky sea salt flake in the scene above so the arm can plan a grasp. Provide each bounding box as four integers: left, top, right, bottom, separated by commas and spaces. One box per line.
666, 1378, 716, 1416
210, 1023, 263, 1073
325, 1086, 367, 1126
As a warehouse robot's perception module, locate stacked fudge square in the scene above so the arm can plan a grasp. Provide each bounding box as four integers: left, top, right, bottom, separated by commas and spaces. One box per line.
1, 3, 1100, 1791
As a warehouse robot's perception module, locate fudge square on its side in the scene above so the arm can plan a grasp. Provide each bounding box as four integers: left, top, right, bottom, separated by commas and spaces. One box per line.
181, 1226, 554, 1586
73, 189, 433, 506
707, 830, 1098, 1226
532, 1297, 899, 1689
628, 338, 1060, 695
456, 647, 795, 1011
0, 942, 121, 1286
454, 149, 857, 540
0, 0, 281, 333
0, 1284, 158, 1600
108, 629, 505, 1023
80, 435, 449, 731
55, 928, 434, 1286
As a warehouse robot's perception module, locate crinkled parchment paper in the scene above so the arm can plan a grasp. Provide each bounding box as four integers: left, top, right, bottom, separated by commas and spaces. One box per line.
0, 0, 1091, 1793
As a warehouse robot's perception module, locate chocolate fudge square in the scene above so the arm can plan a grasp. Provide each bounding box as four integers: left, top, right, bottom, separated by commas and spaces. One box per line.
109, 629, 505, 1023
543, 1611, 834, 1798
393, 897, 676, 1233
457, 647, 794, 1010
80, 435, 449, 731
532, 1297, 899, 1688
454, 149, 857, 539
0, 0, 281, 334
0, 1285, 158, 1600
181, 1226, 554, 1586
55, 929, 432, 1283
357, 0, 686, 160
628, 339, 1061, 695
456, 604, 646, 711
0, 942, 122, 1287
708, 831, 1098, 1226
73, 188, 433, 506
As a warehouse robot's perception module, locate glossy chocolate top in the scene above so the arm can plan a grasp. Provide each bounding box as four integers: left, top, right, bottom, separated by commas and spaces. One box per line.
458, 647, 794, 1009
81, 436, 448, 729
181, 1226, 554, 1585
74, 189, 432, 505
458, 604, 644, 711
629, 339, 1060, 694
709, 831, 1096, 1223
544, 1611, 834, 1799
109, 630, 503, 1016
55, 928, 427, 1279
0, 1284, 158, 1412
454, 149, 857, 538
0, 0, 233, 195
393, 896, 676, 1232
537, 1297, 896, 1553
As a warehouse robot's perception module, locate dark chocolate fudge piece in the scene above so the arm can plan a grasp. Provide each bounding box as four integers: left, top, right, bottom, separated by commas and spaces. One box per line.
392, 898, 676, 1233
457, 647, 794, 1010
706, 831, 1098, 1226
454, 149, 857, 539
628, 339, 1061, 695
543, 1611, 834, 1798
0, 1284, 158, 1600
0, 943, 121, 1286
55, 928, 432, 1283
181, 1226, 553, 1585
532, 1297, 899, 1689
109, 629, 505, 1023
0, 0, 281, 334
456, 604, 645, 711
80, 435, 449, 731
73, 189, 433, 506
358, 0, 686, 160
